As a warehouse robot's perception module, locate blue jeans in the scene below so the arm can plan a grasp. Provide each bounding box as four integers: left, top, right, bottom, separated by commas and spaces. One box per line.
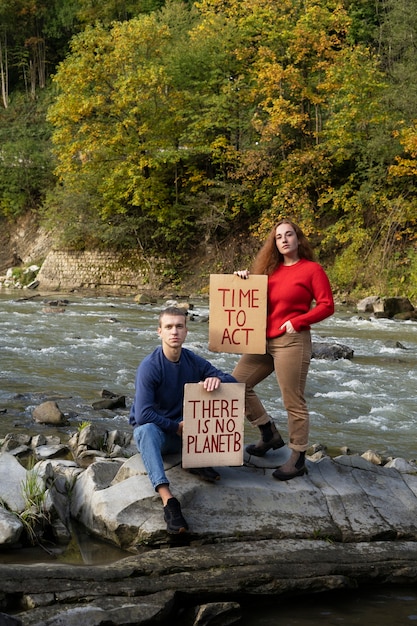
133, 420, 182, 491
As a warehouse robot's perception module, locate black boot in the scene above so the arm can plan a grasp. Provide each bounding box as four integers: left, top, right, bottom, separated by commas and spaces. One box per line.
246, 421, 285, 457
272, 451, 307, 481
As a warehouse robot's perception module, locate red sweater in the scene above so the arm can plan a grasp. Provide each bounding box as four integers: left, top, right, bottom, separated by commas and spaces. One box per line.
266, 259, 334, 338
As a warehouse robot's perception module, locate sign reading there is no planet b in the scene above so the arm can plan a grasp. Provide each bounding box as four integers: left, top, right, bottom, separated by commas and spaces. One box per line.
182, 382, 245, 469
209, 274, 267, 354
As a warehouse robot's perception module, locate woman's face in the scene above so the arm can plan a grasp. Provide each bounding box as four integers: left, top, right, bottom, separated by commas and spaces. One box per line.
275, 223, 299, 260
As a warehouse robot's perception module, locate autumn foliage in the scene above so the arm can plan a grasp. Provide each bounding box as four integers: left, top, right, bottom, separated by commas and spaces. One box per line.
1, 0, 417, 296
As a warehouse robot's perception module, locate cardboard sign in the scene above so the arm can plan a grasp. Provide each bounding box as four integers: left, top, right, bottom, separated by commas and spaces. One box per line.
209, 274, 267, 354
182, 382, 245, 468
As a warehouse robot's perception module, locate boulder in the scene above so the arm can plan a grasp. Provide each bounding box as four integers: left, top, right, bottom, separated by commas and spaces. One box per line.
356, 296, 416, 318
0, 453, 74, 550
34, 444, 69, 461
92, 396, 126, 410
0, 452, 29, 512
357, 296, 380, 312
1, 433, 31, 453
0, 508, 24, 545
32, 401, 65, 425
372, 296, 414, 318
312, 341, 354, 360
70, 449, 417, 551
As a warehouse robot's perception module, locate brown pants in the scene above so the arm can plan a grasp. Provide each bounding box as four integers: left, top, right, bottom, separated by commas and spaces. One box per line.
232, 330, 312, 451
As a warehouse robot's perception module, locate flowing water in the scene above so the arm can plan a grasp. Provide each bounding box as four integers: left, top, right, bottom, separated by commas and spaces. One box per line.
1, 290, 417, 623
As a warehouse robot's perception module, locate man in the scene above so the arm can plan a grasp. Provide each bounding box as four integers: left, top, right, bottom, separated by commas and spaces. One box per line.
129, 306, 236, 534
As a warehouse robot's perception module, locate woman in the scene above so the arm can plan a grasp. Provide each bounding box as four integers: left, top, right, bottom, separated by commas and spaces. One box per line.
233, 219, 334, 480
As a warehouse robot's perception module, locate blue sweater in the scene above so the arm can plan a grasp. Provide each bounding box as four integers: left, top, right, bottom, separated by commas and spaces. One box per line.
129, 346, 236, 434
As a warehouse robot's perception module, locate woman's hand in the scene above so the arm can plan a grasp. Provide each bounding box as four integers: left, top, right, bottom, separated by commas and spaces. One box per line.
280, 320, 296, 334
176, 421, 184, 437
234, 269, 249, 279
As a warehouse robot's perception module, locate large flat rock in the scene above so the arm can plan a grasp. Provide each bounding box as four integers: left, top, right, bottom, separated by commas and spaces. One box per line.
70, 449, 417, 549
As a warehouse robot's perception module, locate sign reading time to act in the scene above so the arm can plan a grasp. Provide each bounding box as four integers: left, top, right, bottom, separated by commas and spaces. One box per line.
208, 274, 267, 354
182, 382, 245, 469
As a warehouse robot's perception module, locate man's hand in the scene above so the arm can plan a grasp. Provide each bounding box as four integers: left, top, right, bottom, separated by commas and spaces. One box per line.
176, 421, 184, 437
202, 377, 221, 392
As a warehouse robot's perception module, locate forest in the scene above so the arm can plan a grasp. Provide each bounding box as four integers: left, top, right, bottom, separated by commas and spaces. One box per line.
1, 0, 417, 297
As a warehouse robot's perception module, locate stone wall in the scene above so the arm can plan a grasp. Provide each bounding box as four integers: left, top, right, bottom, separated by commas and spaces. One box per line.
36, 249, 159, 292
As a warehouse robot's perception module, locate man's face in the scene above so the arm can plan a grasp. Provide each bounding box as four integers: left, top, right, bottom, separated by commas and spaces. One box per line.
158, 314, 188, 350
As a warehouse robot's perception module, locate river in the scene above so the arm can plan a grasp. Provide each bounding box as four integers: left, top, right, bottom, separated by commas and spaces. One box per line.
1, 290, 417, 624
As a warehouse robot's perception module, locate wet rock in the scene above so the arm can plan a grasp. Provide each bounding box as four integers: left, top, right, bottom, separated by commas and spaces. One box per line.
193, 602, 241, 626
0, 612, 22, 626
311, 341, 354, 360
41, 306, 67, 313
32, 401, 65, 425
16, 589, 176, 626
44, 299, 69, 307
2, 540, 417, 625
92, 396, 126, 410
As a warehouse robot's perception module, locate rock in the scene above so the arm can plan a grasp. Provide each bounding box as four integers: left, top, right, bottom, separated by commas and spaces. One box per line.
30, 435, 47, 448
111, 454, 149, 483
68, 424, 135, 463
92, 396, 126, 410
0, 507, 24, 545
32, 401, 65, 425
373, 296, 414, 318
44, 299, 69, 307
0, 452, 29, 512
134, 292, 158, 304
41, 307, 67, 313
0, 453, 74, 550
312, 341, 354, 360
106, 430, 133, 455
15, 589, 176, 626
34, 444, 69, 461
356, 296, 415, 318
384, 458, 417, 473
361, 449, 383, 465
357, 296, 380, 312
1, 433, 31, 452
0, 612, 22, 626
69, 450, 417, 551
2, 540, 417, 625
193, 602, 241, 626
101, 389, 119, 398
394, 310, 417, 321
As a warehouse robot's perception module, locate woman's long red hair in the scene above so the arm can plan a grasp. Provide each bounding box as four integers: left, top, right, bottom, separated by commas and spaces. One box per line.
251, 219, 315, 275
